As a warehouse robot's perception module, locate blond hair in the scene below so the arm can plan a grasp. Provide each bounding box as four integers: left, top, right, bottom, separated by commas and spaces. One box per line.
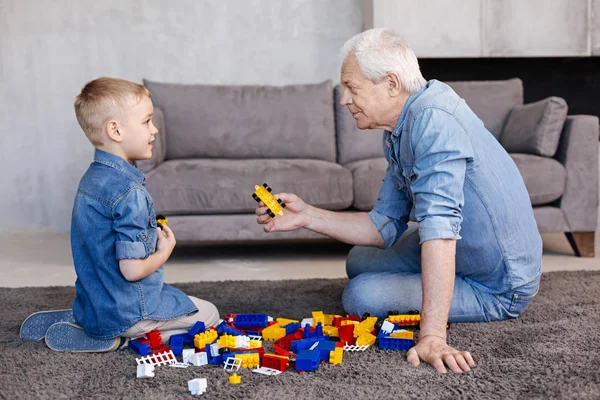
74, 77, 151, 145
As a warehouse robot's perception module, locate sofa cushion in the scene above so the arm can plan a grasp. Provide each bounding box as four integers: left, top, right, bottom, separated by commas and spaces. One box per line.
447, 78, 524, 140
334, 85, 385, 165
345, 158, 387, 211
510, 153, 566, 205
143, 79, 336, 162
500, 97, 568, 157
146, 159, 353, 215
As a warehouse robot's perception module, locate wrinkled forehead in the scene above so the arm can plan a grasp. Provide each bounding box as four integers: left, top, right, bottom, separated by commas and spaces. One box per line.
341, 54, 365, 83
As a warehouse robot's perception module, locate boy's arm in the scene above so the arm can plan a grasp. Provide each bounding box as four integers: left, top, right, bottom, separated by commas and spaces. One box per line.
119, 225, 176, 281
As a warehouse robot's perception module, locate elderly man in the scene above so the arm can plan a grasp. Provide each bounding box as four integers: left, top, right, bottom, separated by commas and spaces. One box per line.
255, 28, 542, 373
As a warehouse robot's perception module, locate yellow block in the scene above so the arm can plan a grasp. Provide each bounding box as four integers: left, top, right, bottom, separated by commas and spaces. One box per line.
194, 329, 218, 349
340, 320, 358, 326
323, 326, 339, 337
356, 332, 377, 346
262, 323, 287, 341
235, 353, 260, 369
354, 317, 377, 338
276, 318, 299, 327
324, 314, 342, 326
329, 347, 344, 365
217, 334, 237, 349
390, 330, 414, 339
248, 340, 263, 349
254, 185, 284, 216
229, 373, 241, 384
387, 314, 421, 326
312, 311, 325, 326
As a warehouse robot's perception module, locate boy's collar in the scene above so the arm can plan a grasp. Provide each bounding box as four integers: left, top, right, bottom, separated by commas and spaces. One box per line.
93, 149, 146, 184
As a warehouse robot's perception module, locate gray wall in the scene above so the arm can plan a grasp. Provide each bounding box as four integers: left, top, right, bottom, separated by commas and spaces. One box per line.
0, 0, 363, 232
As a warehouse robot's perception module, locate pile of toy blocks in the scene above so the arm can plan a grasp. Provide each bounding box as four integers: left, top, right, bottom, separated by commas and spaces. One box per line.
129, 310, 421, 375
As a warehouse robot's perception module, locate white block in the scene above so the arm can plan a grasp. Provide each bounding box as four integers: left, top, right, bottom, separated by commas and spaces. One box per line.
190, 352, 208, 366
210, 343, 220, 357
188, 378, 207, 395
136, 364, 155, 379
182, 349, 196, 364
235, 336, 250, 349
380, 321, 395, 335
300, 318, 313, 328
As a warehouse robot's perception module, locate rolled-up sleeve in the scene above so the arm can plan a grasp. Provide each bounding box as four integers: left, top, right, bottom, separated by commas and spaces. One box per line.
112, 188, 150, 260
410, 108, 474, 244
369, 164, 412, 249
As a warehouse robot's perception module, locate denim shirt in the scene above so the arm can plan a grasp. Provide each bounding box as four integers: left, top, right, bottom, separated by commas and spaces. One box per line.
369, 80, 542, 292
71, 149, 197, 339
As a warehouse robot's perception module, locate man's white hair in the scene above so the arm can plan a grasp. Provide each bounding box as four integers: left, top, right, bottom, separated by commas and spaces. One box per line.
340, 28, 427, 93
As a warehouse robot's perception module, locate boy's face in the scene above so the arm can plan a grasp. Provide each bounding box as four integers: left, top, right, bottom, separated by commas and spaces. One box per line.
118, 96, 158, 162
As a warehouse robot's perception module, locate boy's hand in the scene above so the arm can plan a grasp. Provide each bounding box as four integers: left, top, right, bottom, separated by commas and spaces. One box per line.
156, 224, 176, 254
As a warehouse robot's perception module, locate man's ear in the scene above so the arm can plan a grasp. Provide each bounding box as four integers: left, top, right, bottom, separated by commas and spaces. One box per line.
106, 120, 123, 143
386, 72, 402, 97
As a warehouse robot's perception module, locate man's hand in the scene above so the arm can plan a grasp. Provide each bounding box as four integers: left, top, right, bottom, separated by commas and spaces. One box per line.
406, 335, 475, 373
255, 193, 310, 233
156, 224, 176, 255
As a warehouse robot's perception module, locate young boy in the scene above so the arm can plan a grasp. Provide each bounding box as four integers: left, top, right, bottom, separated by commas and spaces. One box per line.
20, 77, 220, 352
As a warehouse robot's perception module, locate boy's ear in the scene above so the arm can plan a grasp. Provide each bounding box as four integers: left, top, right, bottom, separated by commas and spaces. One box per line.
106, 120, 123, 143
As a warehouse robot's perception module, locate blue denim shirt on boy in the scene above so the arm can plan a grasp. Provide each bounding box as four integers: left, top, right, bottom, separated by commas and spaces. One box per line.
369, 80, 542, 298
71, 149, 197, 339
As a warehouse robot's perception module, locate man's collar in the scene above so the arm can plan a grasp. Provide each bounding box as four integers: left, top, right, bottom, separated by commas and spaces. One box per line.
93, 149, 146, 185
390, 82, 429, 138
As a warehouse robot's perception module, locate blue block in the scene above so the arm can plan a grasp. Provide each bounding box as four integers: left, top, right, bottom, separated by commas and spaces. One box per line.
284, 322, 300, 335
291, 336, 329, 354
216, 321, 244, 336
242, 329, 262, 336
378, 337, 414, 351
205, 347, 223, 364
234, 314, 268, 329
169, 334, 185, 357
315, 341, 337, 362
295, 350, 320, 371
129, 339, 151, 356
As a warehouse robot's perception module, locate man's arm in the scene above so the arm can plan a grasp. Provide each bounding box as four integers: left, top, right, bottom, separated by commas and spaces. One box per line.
304, 207, 384, 247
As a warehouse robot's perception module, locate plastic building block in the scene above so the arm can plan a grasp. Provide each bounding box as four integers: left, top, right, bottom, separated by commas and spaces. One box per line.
216, 321, 246, 336
129, 339, 151, 356
252, 183, 285, 218
252, 367, 282, 376
329, 347, 344, 365
194, 329, 218, 350
276, 318, 299, 326
234, 314, 268, 329
323, 326, 339, 337
276, 331, 303, 350
295, 350, 320, 372
262, 323, 287, 341
343, 344, 370, 352
390, 330, 414, 339
312, 311, 325, 326
146, 330, 163, 350
169, 335, 184, 357
356, 332, 377, 346
188, 378, 207, 396
136, 363, 155, 378
387, 314, 421, 327
233, 352, 260, 369
217, 334, 238, 349
315, 341, 337, 362
136, 350, 177, 366
345, 314, 362, 323
229, 373, 241, 384
354, 317, 377, 338
156, 214, 168, 228
182, 349, 196, 364
248, 339, 263, 349
300, 318, 314, 328
380, 320, 396, 335
378, 337, 414, 351
223, 357, 242, 371
169, 362, 191, 368
291, 336, 328, 354
185, 322, 206, 345
190, 352, 208, 366
262, 353, 290, 372
303, 323, 324, 339
338, 324, 356, 346
284, 322, 300, 335
324, 314, 342, 326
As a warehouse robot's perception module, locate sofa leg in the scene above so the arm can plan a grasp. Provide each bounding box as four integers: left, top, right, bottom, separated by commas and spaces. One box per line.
565, 232, 596, 257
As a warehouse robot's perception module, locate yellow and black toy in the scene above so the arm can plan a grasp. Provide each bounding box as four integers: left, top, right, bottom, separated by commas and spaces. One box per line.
252, 183, 286, 218
156, 214, 168, 229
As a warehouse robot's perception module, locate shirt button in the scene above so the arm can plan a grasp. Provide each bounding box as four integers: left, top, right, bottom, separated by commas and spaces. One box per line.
396, 183, 401, 189
141, 234, 147, 240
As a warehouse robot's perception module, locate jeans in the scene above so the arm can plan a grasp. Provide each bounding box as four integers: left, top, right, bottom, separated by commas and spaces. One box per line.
342, 227, 540, 323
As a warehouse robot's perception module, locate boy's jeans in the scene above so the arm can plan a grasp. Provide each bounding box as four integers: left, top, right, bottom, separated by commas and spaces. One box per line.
342, 227, 540, 323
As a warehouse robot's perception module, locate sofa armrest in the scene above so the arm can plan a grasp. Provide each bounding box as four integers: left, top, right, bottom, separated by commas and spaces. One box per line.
554, 115, 599, 231
136, 106, 167, 173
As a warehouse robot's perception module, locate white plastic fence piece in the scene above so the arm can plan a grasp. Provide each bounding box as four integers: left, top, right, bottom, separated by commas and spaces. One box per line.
380, 320, 395, 335
182, 349, 196, 364
252, 367, 282, 376
247, 335, 263, 341
190, 352, 208, 366
223, 356, 242, 371
343, 344, 370, 352
188, 378, 208, 396
136, 350, 177, 366
136, 363, 155, 378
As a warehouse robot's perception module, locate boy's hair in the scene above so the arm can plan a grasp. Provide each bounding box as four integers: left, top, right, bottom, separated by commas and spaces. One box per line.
74, 77, 151, 145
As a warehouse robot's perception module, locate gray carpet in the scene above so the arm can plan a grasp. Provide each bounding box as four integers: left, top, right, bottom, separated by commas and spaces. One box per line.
1, 271, 600, 400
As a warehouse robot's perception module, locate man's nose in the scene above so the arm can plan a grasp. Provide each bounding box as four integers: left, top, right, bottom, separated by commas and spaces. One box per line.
340, 91, 352, 106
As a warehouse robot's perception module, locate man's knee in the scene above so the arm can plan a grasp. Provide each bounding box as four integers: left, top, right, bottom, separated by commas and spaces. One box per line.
342, 274, 385, 318
345, 245, 371, 279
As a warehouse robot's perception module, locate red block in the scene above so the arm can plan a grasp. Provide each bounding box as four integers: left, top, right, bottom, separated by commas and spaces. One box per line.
263, 354, 289, 372
338, 324, 356, 345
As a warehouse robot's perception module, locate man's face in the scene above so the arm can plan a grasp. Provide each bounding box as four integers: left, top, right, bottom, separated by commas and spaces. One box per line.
339, 55, 390, 130
119, 96, 158, 162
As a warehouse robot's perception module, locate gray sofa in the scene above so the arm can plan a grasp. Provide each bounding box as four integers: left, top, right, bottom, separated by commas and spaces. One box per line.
138, 78, 599, 257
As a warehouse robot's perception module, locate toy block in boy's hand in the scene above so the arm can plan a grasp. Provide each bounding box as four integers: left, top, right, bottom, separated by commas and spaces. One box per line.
251, 183, 286, 218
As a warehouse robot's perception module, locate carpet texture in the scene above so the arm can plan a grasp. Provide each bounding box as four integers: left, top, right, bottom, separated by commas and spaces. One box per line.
1, 271, 600, 399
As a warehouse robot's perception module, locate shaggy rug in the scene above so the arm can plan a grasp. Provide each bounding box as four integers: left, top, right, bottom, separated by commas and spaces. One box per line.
1, 271, 600, 399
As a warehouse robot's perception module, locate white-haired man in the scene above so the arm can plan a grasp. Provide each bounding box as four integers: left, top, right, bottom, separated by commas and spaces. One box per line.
255, 28, 542, 373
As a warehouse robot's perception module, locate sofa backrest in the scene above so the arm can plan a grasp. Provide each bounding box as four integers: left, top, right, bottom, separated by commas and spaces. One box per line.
143, 79, 337, 162
334, 78, 524, 164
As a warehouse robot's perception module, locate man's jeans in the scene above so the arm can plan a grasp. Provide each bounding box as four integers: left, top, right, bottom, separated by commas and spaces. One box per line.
342, 227, 540, 323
